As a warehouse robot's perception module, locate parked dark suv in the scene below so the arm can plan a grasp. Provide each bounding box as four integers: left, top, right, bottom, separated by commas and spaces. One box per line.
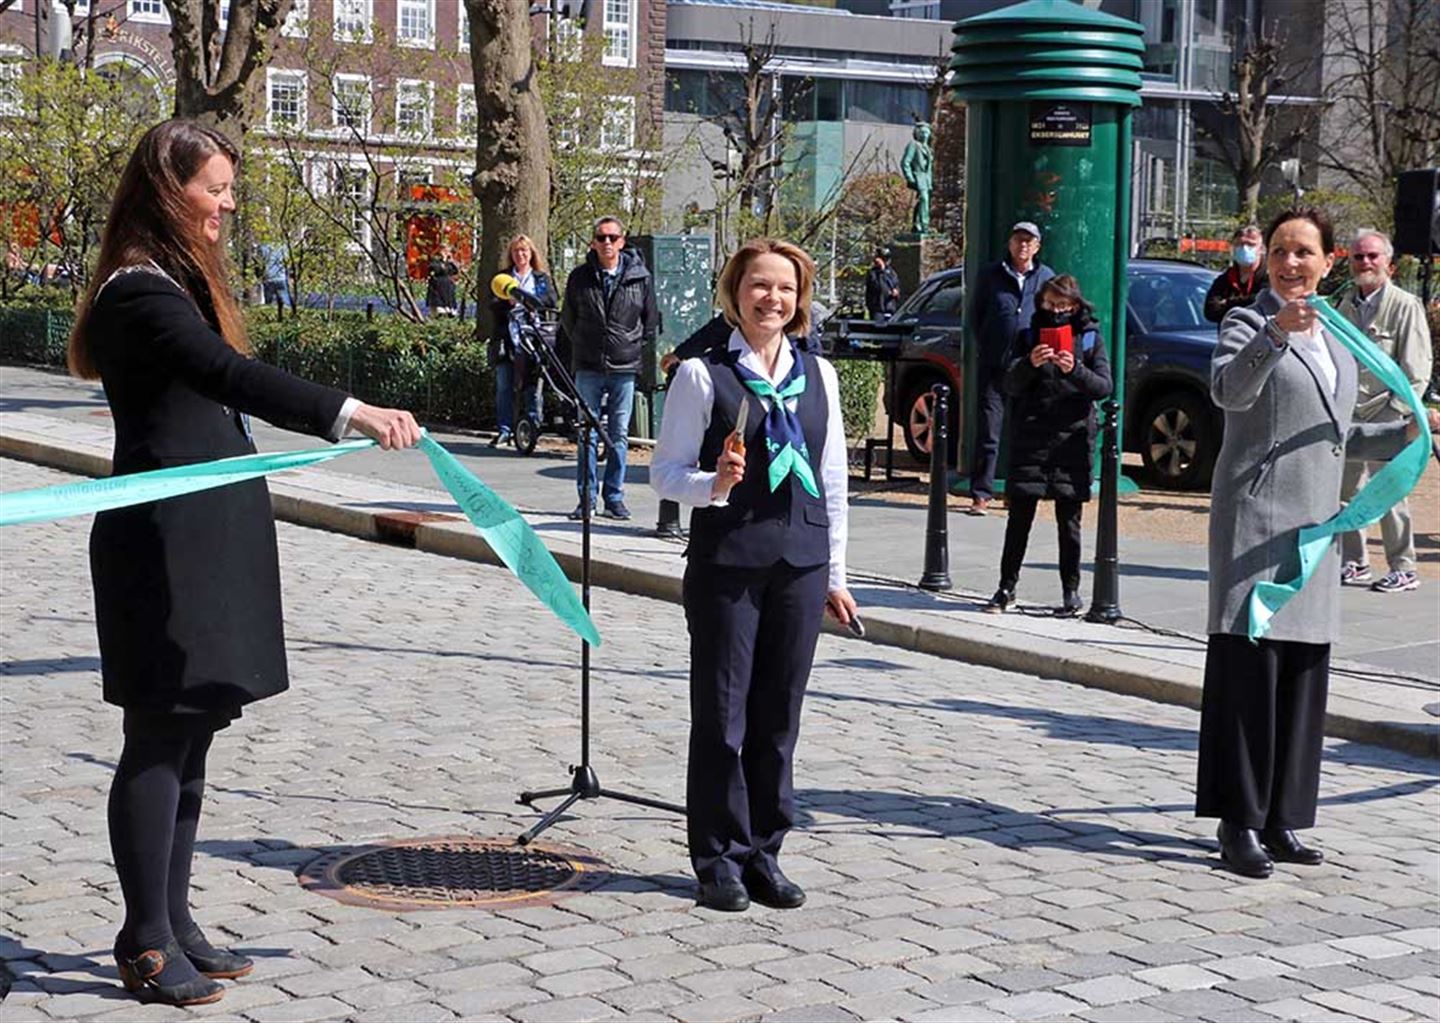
821, 258, 1223, 490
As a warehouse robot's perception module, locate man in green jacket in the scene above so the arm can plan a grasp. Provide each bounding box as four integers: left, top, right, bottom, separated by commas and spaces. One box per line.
1336, 228, 1433, 594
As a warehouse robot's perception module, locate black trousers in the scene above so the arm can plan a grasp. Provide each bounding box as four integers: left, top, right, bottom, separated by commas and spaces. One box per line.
969, 365, 1006, 501
683, 559, 828, 884
1195, 634, 1330, 830
1000, 493, 1084, 593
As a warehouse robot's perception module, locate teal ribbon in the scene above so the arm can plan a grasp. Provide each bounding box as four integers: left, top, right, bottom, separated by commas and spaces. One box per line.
741, 375, 822, 499
0, 432, 601, 648
1245, 297, 1430, 640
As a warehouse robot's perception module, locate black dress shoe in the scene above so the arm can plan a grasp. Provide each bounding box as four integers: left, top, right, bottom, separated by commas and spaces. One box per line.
176, 922, 254, 979
984, 587, 1014, 614
696, 877, 750, 912
1261, 828, 1324, 865
1056, 590, 1084, 618
742, 868, 806, 909
114, 937, 224, 1007
1217, 821, 1273, 878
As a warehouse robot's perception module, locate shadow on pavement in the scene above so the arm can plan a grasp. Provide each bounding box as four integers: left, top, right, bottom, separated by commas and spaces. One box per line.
0, 656, 102, 677
285, 638, 688, 682
0, 394, 108, 413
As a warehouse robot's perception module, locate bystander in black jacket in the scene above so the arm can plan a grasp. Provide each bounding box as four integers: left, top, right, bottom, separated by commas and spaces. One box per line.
971, 258, 1055, 371
865, 263, 901, 320
1002, 313, 1113, 500
426, 257, 459, 313
487, 269, 557, 365
1203, 265, 1267, 323
560, 248, 659, 375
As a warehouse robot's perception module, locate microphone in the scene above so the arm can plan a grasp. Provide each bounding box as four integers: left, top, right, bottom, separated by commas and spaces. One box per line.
491, 272, 547, 312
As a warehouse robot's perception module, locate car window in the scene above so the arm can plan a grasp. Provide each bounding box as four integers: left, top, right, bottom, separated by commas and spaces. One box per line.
893, 278, 941, 321
1126, 268, 1213, 332
918, 279, 965, 323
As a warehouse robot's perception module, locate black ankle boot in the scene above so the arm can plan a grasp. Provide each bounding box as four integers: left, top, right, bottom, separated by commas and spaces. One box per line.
1261, 828, 1324, 865
175, 921, 254, 979
1217, 821, 1273, 878
114, 936, 224, 1006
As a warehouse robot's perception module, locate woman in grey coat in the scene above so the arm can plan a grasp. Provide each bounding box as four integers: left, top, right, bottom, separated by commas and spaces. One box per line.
1197, 207, 1435, 878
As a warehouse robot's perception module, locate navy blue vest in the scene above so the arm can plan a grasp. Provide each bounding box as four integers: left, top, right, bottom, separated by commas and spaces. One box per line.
687, 344, 830, 570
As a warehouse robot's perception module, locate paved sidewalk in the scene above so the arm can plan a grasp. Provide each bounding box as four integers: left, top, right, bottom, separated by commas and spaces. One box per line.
1, 365, 1436, 756
2, 457, 1438, 1023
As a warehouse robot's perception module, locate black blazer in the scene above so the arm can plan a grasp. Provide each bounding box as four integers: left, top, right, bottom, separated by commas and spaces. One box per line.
87, 268, 348, 714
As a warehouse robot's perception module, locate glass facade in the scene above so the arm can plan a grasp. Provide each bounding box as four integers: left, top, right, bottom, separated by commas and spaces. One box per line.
667, 69, 929, 128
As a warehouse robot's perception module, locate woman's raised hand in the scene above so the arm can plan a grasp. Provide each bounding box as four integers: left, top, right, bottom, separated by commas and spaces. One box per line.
712, 448, 745, 500
351, 404, 423, 450
1272, 299, 1319, 334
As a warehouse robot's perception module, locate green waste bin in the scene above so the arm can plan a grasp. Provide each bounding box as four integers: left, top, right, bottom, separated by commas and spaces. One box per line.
950, 0, 1144, 488
628, 234, 714, 439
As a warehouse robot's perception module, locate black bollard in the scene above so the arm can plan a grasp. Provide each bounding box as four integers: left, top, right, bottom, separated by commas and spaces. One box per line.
1086, 397, 1122, 623
656, 498, 684, 539
918, 383, 952, 591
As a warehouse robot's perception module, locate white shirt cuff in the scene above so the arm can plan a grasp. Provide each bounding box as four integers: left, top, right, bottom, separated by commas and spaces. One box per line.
332, 396, 363, 440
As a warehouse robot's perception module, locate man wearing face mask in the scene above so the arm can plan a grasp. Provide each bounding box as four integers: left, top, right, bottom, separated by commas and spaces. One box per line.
1204, 225, 1267, 323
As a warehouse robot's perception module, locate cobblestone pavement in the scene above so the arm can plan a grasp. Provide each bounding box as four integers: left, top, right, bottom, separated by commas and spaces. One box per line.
1, 458, 1437, 1023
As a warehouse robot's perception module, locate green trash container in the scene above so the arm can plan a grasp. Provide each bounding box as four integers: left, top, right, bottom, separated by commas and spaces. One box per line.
626, 234, 714, 439
950, 0, 1144, 489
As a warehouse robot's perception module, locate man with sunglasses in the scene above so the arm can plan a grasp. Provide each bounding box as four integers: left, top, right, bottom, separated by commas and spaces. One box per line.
1334, 228, 1432, 594
560, 216, 659, 520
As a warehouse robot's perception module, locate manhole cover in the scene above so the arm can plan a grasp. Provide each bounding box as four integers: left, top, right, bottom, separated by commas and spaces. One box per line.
298, 837, 602, 911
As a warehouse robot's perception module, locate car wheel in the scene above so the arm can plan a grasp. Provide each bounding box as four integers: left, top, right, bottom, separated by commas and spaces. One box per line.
1139, 389, 1216, 490
901, 374, 957, 463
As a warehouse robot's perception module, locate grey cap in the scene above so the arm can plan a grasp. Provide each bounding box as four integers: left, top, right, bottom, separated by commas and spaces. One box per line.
1010, 221, 1042, 240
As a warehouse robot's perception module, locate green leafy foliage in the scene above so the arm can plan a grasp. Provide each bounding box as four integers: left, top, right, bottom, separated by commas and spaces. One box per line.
834, 360, 884, 443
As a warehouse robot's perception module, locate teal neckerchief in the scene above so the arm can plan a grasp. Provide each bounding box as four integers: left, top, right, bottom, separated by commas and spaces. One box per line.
734, 343, 821, 499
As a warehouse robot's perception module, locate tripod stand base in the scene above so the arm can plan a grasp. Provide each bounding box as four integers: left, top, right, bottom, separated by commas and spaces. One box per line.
516, 765, 685, 846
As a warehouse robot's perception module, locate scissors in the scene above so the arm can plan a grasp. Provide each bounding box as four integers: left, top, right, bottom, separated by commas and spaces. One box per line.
726, 398, 749, 457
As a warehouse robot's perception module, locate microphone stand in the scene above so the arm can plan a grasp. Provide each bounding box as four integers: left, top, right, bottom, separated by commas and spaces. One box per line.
509, 306, 685, 845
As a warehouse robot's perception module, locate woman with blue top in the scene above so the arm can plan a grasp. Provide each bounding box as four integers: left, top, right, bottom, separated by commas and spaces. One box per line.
488, 234, 556, 447
652, 237, 857, 912
984, 274, 1112, 618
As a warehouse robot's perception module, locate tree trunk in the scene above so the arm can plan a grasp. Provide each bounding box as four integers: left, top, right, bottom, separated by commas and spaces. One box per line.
166, 0, 293, 146
467, 0, 551, 346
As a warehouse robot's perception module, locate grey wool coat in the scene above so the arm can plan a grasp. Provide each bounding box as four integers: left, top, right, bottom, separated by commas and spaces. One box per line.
1208, 290, 1408, 643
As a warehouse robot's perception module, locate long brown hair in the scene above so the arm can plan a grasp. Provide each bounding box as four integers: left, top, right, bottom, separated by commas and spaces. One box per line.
502, 234, 547, 274
68, 119, 248, 379
716, 237, 815, 339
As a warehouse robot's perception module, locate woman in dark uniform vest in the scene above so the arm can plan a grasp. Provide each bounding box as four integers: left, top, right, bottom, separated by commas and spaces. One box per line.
652, 238, 858, 912
67, 120, 420, 1006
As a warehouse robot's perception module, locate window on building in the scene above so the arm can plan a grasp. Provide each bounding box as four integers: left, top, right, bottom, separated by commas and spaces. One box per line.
600, 96, 636, 151
334, 0, 372, 43
333, 74, 371, 134
331, 164, 371, 247
267, 70, 306, 130
457, 84, 477, 137
394, 79, 433, 138
554, 93, 581, 149
890, 1, 940, 18
398, 166, 433, 190
602, 0, 633, 67
129, 0, 165, 19
282, 0, 309, 38
458, 2, 470, 52
845, 80, 929, 125
553, 17, 583, 61
0, 61, 23, 118
397, 0, 434, 49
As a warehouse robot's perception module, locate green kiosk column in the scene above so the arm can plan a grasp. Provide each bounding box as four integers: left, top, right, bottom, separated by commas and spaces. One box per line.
949, 0, 1144, 487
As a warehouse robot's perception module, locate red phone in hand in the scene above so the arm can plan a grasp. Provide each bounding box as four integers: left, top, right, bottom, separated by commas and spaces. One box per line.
1039, 324, 1074, 357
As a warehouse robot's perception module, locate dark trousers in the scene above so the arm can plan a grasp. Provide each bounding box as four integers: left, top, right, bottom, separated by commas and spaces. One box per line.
969, 365, 1006, 500
683, 559, 828, 884
1000, 493, 1084, 593
1196, 634, 1330, 830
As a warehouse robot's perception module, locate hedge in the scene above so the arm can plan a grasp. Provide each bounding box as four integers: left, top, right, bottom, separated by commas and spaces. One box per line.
0, 303, 881, 442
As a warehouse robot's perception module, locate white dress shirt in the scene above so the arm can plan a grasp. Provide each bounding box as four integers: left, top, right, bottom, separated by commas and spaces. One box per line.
652, 329, 849, 592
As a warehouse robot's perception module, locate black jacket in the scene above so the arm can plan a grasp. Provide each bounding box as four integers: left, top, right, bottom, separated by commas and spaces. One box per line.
1203, 266, 1267, 323
487, 268, 557, 364
560, 248, 659, 375
865, 264, 900, 319
1002, 313, 1113, 501
969, 258, 1055, 372
425, 258, 459, 311
86, 268, 347, 714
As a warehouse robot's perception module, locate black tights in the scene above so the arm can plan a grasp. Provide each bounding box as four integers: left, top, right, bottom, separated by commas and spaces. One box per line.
1000, 494, 1084, 594
107, 723, 215, 951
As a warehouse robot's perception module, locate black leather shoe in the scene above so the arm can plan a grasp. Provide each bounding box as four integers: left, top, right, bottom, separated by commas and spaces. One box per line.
1261, 828, 1324, 865
1056, 590, 1084, 618
175, 922, 254, 979
696, 877, 750, 912
1217, 821, 1273, 878
114, 937, 224, 1007
984, 587, 1014, 614
743, 868, 806, 909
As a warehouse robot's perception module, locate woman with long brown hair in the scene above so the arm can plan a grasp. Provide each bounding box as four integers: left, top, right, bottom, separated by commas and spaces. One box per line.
70, 119, 420, 1007
488, 233, 556, 446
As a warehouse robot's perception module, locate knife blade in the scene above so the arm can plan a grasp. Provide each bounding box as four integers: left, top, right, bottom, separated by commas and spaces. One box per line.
727, 399, 749, 456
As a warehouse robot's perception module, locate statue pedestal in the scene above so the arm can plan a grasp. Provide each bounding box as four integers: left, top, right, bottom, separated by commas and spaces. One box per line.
891, 234, 951, 299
